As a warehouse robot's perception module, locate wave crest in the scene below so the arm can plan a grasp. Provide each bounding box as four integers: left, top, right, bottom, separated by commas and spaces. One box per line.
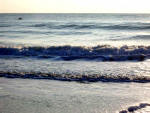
0, 45, 150, 61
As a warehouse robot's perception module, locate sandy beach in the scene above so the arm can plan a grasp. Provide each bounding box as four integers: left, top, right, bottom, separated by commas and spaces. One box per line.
0, 78, 150, 113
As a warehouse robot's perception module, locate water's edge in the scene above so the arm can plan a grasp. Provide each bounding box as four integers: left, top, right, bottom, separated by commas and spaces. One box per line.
1, 71, 150, 83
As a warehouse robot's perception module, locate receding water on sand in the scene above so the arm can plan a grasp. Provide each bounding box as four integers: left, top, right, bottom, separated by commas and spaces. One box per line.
1, 58, 150, 82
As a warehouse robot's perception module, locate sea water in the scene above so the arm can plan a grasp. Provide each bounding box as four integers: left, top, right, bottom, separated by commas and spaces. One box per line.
1, 13, 150, 46
1, 13, 150, 113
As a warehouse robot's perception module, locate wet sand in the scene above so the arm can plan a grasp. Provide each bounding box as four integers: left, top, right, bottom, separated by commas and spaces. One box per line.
0, 78, 150, 113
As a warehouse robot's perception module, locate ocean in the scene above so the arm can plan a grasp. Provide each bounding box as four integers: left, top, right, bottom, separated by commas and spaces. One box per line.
1, 13, 150, 47
0, 13, 150, 113
1, 13, 150, 81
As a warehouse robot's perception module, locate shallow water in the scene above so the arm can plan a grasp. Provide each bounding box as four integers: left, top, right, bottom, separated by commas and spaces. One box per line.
0, 58, 150, 82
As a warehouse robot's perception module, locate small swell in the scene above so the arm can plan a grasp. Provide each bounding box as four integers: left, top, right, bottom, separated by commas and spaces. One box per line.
1, 71, 150, 83
0, 25, 11, 27
30, 22, 150, 30
0, 45, 150, 61
53, 31, 91, 35
30, 24, 46, 27
58, 24, 96, 29
130, 35, 150, 40
111, 35, 150, 41
104, 24, 150, 30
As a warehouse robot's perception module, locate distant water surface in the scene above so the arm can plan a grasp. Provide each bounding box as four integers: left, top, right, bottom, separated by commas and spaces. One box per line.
1, 13, 150, 46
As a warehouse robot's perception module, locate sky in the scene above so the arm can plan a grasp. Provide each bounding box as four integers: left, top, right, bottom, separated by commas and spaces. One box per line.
0, 0, 150, 13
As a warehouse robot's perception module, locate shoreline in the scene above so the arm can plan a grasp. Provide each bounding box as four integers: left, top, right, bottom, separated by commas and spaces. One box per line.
1, 71, 150, 83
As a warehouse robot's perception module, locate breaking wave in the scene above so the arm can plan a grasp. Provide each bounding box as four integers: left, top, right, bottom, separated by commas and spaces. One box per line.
0, 45, 150, 61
